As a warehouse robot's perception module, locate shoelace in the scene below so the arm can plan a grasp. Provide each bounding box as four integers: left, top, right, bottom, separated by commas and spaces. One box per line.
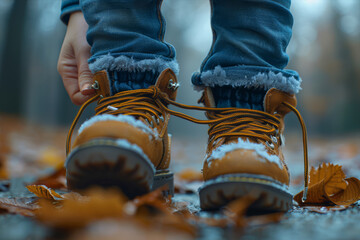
66, 85, 309, 201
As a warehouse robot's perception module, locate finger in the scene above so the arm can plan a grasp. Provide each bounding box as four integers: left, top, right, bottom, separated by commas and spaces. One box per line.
75, 47, 94, 95
58, 52, 82, 105
59, 59, 91, 105
71, 90, 94, 105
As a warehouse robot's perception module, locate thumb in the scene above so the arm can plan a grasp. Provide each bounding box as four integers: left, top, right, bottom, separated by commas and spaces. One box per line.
76, 49, 94, 95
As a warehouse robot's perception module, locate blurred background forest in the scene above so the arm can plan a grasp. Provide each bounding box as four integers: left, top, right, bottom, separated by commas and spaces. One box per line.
0, 0, 359, 139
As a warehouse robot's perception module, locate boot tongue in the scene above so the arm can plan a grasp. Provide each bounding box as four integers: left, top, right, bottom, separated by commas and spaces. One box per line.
92, 71, 112, 98
155, 68, 179, 101
264, 88, 297, 116
198, 87, 216, 107
91, 69, 179, 100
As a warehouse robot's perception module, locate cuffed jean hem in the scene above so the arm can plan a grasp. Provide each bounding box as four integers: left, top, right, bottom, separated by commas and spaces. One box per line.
88, 54, 179, 75
191, 65, 302, 94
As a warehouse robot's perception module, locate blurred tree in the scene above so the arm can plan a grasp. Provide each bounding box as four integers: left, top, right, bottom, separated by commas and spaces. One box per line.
330, 0, 360, 132
0, 0, 28, 115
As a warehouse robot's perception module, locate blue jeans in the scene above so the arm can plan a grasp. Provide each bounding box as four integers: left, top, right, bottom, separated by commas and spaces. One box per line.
76, 0, 301, 94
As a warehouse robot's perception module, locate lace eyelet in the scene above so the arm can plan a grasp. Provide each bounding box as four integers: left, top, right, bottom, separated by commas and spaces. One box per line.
266, 141, 275, 150
168, 79, 180, 91
91, 81, 99, 90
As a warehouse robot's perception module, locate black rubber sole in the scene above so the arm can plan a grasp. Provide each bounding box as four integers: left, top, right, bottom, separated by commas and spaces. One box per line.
66, 139, 174, 198
199, 174, 293, 212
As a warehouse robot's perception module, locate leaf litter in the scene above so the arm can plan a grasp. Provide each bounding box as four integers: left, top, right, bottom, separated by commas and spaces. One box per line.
294, 163, 360, 207
2, 115, 360, 239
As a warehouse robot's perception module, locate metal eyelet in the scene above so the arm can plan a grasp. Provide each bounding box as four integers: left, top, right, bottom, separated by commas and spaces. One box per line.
91, 81, 99, 90
168, 79, 180, 91
266, 141, 275, 150
271, 136, 278, 144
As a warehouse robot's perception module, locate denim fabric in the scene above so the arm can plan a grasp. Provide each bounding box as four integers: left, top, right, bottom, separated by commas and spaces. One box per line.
80, 0, 177, 75
192, 0, 301, 94
60, 0, 301, 98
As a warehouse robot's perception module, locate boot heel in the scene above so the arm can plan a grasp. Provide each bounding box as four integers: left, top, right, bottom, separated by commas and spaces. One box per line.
152, 171, 174, 197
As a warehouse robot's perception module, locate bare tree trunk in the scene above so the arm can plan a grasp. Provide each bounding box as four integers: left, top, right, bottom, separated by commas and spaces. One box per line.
329, 0, 360, 132
0, 0, 28, 115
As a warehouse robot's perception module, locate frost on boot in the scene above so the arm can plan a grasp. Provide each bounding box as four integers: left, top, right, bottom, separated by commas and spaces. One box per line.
65, 69, 178, 198
198, 87, 298, 212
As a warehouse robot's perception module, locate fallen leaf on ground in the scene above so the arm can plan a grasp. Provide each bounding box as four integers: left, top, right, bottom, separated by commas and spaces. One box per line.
294, 163, 360, 206
35, 188, 127, 229
176, 169, 203, 182
0, 197, 38, 216
129, 188, 196, 236
0, 155, 8, 179
38, 148, 64, 168
246, 212, 285, 226
34, 187, 195, 236
26, 185, 64, 200
33, 167, 66, 189
224, 195, 257, 227
174, 169, 203, 194
68, 219, 194, 240
130, 187, 169, 214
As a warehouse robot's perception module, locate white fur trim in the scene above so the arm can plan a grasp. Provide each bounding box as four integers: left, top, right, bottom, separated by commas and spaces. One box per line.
206, 138, 283, 169
78, 114, 158, 139
199, 66, 302, 94
89, 54, 179, 75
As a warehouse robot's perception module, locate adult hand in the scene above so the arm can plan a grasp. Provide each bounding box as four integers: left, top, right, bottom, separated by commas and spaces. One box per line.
58, 11, 94, 105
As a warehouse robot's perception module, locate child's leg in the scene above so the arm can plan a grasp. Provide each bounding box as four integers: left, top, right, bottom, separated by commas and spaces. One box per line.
81, 0, 178, 93
197, 0, 304, 211
192, 0, 301, 108
65, 0, 178, 196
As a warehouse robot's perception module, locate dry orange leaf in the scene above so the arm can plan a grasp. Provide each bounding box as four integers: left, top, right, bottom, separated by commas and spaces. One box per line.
33, 167, 66, 189
247, 212, 284, 226
294, 163, 360, 206
0, 155, 8, 179
174, 169, 203, 194
224, 195, 257, 227
329, 177, 360, 205
68, 219, 194, 240
130, 188, 196, 235
35, 188, 126, 229
26, 185, 64, 200
38, 148, 64, 168
176, 169, 203, 182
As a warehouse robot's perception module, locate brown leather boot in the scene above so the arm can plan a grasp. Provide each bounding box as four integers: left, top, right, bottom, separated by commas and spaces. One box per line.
198, 87, 306, 212
65, 68, 179, 198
